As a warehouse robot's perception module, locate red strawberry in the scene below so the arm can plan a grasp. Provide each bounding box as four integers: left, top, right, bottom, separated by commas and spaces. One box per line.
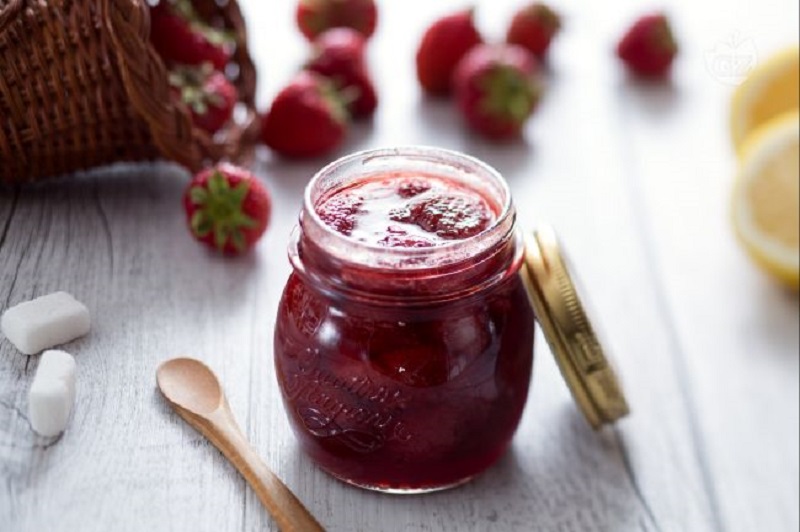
453, 44, 542, 140
296, 0, 378, 41
149, 1, 234, 70
306, 28, 378, 118
183, 164, 271, 255
506, 2, 561, 59
616, 13, 678, 77
317, 192, 362, 236
169, 64, 237, 135
389, 192, 493, 239
261, 71, 349, 158
416, 9, 483, 95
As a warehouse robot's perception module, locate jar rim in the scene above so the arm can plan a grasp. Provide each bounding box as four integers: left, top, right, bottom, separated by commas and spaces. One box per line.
300, 145, 515, 272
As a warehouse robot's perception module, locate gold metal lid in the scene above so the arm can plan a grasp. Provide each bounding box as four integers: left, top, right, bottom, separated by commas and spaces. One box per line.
521, 225, 630, 429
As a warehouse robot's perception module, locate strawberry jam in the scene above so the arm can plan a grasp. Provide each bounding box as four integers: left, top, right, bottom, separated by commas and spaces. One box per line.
275, 147, 534, 492
316, 174, 496, 246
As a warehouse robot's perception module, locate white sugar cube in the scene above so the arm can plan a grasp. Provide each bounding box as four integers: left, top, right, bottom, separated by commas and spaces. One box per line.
1, 292, 90, 355
30, 381, 72, 437
34, 349, 76, 405
29, 350, 77, 437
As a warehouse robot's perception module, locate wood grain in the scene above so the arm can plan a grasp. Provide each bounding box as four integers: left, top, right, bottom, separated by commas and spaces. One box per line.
1, 0, 798, 531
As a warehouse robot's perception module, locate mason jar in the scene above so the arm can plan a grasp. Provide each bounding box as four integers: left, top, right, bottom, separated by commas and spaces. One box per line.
273, 146, 535, 493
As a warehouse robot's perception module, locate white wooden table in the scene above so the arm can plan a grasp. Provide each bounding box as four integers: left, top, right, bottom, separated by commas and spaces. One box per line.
2, 0, 798, 530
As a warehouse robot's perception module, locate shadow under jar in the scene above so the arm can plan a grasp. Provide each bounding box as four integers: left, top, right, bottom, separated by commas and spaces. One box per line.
274, 146, 535, 493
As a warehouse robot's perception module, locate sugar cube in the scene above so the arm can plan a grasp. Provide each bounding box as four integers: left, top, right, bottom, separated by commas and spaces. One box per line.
29, 350, 77, 437
1, 292, 90, 355
33, 349, 76, 405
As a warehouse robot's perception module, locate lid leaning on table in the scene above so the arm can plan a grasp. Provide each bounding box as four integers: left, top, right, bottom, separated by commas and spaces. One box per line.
521, 225, 630, 429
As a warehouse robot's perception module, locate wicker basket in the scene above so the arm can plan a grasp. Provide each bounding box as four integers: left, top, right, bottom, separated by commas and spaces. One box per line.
0, 0, 259, 184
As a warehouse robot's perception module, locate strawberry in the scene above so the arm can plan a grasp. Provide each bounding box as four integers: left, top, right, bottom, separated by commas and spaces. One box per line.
296, 0, 378, 41
616, 13, 678, 77
416, 9, 483, 95
453, 44, 542, 140
183, 164, 271, 255
317, 192, 362, 236
169, 64, 237, 135
261, 71, 349, 158
506, 2, 561, 59
149, 0, 234, 70
389, 192, 493, 239
306, 28, 378, 118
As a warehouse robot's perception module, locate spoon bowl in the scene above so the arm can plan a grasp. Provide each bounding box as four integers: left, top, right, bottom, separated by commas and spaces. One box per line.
157, 358, 223, 415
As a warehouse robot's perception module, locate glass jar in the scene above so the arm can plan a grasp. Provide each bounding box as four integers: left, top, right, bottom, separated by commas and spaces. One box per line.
274, 146, 535, 493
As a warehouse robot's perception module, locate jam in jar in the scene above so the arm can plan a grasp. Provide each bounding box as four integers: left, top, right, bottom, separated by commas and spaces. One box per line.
274, 147, 535, 493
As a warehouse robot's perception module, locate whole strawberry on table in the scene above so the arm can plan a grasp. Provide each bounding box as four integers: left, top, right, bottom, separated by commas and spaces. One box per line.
454, 44, 542, 140
616, 12, 678, 77
261, 71, 350, 158
416, 8, 483, 96
184, 164, 272, 255
506, 2, 562, 59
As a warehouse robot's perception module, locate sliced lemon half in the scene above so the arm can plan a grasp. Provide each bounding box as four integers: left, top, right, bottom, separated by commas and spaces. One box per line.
730, 46, 799, 157
732, 110, 800, 289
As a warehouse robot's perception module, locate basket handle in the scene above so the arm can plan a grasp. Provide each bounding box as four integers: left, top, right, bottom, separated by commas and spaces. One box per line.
0, 0, 24, 30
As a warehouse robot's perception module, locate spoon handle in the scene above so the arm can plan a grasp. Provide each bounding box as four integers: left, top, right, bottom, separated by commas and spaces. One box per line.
184, 406, 325, 532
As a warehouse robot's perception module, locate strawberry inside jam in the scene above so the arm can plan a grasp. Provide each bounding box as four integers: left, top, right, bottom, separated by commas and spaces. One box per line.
316, 173, 498, 247
276, 160, 533, 492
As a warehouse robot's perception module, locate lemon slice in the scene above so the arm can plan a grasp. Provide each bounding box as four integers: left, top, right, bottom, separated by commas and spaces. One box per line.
732, 111, 800, 289
730, 46, 799, 157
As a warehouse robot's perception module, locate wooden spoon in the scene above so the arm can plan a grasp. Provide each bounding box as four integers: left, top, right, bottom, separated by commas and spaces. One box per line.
157, 357, 324, 532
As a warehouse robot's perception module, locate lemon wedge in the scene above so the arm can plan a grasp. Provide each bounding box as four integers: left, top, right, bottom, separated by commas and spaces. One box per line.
730, 46, 799, 157
732, 111, 800, 289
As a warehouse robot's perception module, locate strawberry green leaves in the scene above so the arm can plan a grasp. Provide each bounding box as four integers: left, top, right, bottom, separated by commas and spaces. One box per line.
184, 166, 271, 255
